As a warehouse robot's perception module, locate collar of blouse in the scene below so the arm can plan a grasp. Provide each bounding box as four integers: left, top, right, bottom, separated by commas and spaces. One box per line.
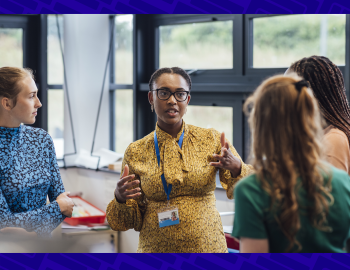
0, 125, 22, 140
155, 120, 189, 186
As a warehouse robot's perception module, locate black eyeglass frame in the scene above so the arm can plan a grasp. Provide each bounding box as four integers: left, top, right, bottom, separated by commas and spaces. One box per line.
150, 89, 190, 102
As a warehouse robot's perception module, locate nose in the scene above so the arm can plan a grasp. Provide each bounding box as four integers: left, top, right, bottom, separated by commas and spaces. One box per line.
35, 96, 42, 108
167, 94, 177, 104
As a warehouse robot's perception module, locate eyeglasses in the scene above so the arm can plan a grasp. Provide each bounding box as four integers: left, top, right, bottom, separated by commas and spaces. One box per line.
151, 89, 190, 102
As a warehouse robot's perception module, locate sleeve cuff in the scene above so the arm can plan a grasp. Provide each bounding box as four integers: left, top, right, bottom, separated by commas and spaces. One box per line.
51, 200, 66, 222
114, 196, 134, 212
224, 164, 253, 200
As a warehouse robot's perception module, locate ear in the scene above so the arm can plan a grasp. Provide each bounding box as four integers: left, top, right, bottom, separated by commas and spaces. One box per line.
1, 97, 13, 111
148, 91, 154, 105
186, 94, 191, 105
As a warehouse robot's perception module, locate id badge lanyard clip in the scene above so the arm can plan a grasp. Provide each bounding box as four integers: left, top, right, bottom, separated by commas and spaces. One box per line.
154, 129, 185, 207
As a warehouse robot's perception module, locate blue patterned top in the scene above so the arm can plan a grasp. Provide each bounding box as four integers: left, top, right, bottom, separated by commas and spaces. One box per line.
0, 125, 66, 236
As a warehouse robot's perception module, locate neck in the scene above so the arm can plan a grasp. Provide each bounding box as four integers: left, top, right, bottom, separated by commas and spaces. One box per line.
157, 118, 183, 138
0, 112, 21, 128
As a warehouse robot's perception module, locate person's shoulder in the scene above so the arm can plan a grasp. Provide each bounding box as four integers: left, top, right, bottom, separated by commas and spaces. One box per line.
22, 125, 52, 140
328, 165, 350, 186
235, 173, 260, 191
234, 173, 268, 202
324, 127, 348, 144
123, 131, 154, 156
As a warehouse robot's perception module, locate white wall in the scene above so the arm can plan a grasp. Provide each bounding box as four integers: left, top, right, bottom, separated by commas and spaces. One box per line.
63, 14, 110, 165
60, 168, 141, 253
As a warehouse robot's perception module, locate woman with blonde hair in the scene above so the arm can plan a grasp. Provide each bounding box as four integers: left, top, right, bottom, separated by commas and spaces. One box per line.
231, 74, 350, 252
0, 67, 73, 237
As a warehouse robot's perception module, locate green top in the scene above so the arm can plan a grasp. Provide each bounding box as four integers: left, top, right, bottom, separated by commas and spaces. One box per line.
232, 166, 350, 252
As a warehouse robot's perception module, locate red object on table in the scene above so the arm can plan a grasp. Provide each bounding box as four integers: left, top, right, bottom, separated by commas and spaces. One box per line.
64, 196, 106, 226
225, 233, 240, 250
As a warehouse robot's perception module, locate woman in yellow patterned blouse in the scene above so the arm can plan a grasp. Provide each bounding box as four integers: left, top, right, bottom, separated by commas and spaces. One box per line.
106, 67, 253, 253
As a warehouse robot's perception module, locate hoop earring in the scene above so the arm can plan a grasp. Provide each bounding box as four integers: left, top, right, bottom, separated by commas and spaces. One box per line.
151, 104, 154, 112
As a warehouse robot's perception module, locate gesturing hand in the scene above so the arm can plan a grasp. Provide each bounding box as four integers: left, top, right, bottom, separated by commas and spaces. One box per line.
114, 165, 141, 203
210, 132, 242, 178
56, 191, 74, 217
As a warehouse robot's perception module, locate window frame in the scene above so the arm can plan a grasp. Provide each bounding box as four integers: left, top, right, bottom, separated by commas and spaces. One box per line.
109, 15, 134, 151
46, 15, 65, 161
0, 15, 27, 68
244, 14, 347, 82
0, 15, 48, 131
47, 15, 64, 91
110, 14, 350, 161
152, 14, 243, 84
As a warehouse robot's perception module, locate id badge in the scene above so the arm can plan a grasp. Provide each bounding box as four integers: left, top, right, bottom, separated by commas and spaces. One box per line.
157, 207, 180, 228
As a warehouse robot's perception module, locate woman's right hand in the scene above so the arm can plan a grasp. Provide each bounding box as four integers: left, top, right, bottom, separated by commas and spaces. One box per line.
56, 191, 74, 217
115, 165, 141, 203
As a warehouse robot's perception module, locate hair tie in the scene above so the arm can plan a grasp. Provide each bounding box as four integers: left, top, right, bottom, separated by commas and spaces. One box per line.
294, 80, 309, 92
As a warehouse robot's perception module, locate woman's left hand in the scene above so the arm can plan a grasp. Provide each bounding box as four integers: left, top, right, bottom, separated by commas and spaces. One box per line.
210, 132, 242, 178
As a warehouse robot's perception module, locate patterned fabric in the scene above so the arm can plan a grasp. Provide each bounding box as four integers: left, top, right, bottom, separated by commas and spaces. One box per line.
106, 121, 253, 253
0, 125, 66, 237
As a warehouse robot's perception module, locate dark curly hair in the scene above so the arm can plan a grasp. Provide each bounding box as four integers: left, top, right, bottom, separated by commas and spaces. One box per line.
148, 67, 192, 91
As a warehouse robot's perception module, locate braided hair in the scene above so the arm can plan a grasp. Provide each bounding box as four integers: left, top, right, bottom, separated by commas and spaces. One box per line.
149, 67, 192, 91
290, 56, 350, 143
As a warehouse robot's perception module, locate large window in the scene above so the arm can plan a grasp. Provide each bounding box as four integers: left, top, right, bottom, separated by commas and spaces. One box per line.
114, 15, 133, 85
111, 14, 350, 162
0, 28, 23, 68
47, 15, 64, 159
110, 15, 134, 153
48, 90, 64, 158
159, 20, 233, 70
114, 90, 133, 154
48, 15, 64, 85
183, 106, 233, 143
251, 15, 346, 68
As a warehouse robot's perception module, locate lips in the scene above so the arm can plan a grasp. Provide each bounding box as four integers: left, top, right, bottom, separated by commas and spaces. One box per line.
166, 108, 179, 117
166, 109, 178, 113
32, 112, 37, 115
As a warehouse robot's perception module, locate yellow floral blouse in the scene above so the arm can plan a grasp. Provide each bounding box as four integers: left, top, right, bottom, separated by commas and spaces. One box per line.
106, 121, 253, 253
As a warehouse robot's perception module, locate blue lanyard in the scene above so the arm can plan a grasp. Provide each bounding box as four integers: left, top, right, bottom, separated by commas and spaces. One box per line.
154, 129, 185, 201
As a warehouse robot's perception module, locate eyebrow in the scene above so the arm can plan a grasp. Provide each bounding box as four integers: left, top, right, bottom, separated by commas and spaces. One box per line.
158, 87, 187, 91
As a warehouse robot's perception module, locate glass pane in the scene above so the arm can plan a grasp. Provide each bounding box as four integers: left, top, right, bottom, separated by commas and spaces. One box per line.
159, 21, 233, 70
115, 15, 133, 84
253, 15, 346, 68
183, 105, 233, 143
48, 15, 64, 85
0, 28, 23, 68
48, 90, 64, 159
115, 90, 133, 154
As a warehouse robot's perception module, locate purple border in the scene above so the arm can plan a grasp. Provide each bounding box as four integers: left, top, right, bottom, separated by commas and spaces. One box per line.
1, 0, 350, 14
0, 253, 349, 269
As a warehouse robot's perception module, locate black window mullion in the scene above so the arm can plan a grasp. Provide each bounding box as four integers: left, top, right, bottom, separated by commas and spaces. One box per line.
48, 84, 63, 89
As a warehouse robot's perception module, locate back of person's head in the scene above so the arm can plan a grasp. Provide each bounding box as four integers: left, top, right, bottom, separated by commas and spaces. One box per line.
289, 56, 350, 142
244, 74, 333, 252
0, 67, 34, 107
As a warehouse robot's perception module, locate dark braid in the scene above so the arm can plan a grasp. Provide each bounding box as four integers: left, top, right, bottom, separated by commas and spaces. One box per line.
290, 56, 350, 144
149, 67, 192, 91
